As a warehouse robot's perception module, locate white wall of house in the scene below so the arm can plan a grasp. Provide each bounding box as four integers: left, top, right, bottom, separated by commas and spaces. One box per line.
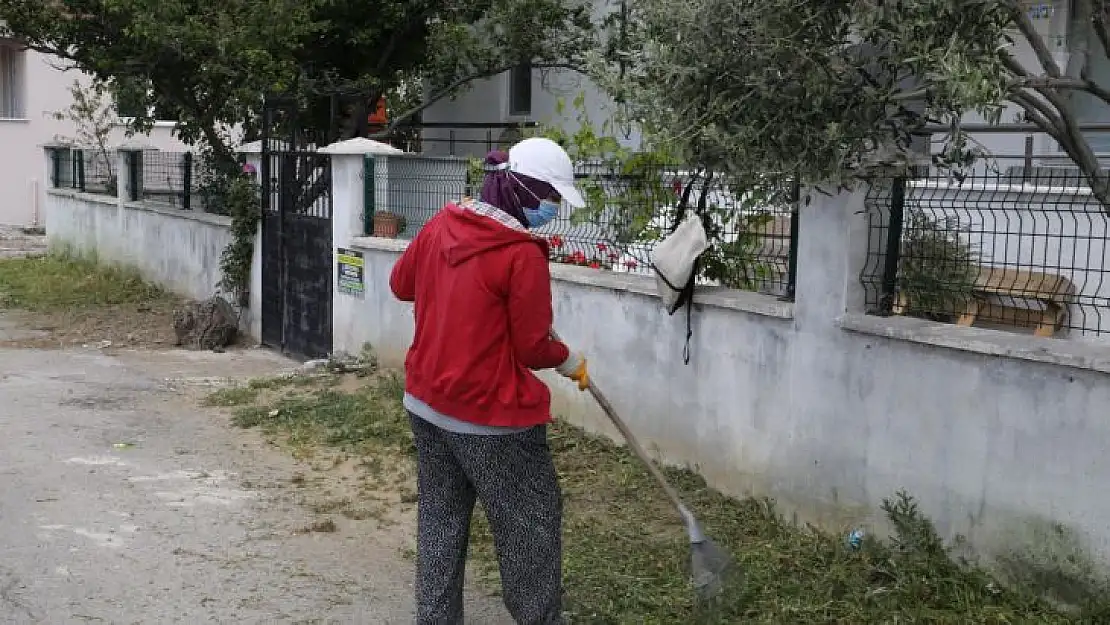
0, 41, 191, 227
420, 67, 638, 158
420, 0, 639, 157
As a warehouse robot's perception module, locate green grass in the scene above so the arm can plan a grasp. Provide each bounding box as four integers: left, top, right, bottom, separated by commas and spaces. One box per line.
0, 254, 172, 311
219, 371, 1110, 624
202, 386, 262, 407
202, 374, 333, 408
229, 372, 411, 456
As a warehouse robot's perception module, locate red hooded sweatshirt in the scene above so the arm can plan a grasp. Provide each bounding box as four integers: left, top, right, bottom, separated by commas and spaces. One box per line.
389, 201, 570, 428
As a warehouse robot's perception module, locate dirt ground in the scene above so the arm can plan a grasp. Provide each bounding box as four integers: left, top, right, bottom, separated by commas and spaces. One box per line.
0, 302, 181, 349
0, 308, 511, 623
0, 228, 180, 350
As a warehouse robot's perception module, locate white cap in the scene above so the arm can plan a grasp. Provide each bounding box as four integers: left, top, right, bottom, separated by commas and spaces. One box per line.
507, 137, 585, 208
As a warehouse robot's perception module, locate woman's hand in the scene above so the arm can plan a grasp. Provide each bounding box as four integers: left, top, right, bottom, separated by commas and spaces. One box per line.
556, 353, 590, 391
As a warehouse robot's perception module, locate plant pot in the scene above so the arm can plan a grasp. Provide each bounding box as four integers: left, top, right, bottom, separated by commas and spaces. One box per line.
373, 211, 404, 238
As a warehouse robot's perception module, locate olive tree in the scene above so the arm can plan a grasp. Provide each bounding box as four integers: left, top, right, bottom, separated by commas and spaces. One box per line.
594, 0, 1110, 211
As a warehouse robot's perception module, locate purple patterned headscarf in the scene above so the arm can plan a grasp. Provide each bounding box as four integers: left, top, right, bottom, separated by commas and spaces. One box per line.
479, 150, 556, 228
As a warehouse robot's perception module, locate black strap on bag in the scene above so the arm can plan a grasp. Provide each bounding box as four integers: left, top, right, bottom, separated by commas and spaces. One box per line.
651, 256, 700, 365
654, 176, 705, 365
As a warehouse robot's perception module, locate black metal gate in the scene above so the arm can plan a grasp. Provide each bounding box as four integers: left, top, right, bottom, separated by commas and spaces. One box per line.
260, 98, 334, 360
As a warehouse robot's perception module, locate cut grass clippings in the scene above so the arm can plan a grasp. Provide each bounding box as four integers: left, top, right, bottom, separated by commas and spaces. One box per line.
216, 369, 1110, 624
0, 254, 172, 311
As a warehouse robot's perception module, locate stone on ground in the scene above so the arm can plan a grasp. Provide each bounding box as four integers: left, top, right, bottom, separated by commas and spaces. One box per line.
173, 296, 239, 350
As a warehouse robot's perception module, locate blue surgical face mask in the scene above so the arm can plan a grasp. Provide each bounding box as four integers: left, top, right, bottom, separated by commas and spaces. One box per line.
523, 200, 559, 229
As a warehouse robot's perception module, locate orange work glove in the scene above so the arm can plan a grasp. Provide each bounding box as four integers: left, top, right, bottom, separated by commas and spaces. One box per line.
556, 352, 590, 391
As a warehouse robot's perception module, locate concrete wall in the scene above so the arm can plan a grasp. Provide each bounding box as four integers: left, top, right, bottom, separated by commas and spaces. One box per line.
43, 147, 263, 338
45, 188, 227, 296
40, 140, 1110, 583
0, 45, 192, 227
328, 149, 1110, 582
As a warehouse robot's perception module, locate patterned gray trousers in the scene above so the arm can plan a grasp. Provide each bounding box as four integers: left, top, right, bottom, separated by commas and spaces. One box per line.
408, 413, 564, 625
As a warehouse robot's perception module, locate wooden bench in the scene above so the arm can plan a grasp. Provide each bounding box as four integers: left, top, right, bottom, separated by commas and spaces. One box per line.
893, 267, 1077, 337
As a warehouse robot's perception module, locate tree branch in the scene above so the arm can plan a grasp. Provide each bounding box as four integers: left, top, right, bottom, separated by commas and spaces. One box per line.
1007, 0, 1062, 77
1013, 73, 1110, 108
890, 88, 928, 102
372, 4, 437, 76
16, 40, 78, 63
1017, 76, 1087, 89
1002, 52, 1066, 132
1010, 92, 1063, 137
1000, 40, 1110, 211
1007, 91, 1089, 170
1029, 81, 1108, 192
1075, 68, 1110, 107
1092, 6, 1110, 62
349, 5, 440, 140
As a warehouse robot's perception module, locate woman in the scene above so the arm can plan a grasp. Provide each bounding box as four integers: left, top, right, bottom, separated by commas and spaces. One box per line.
389, 137, 590, 625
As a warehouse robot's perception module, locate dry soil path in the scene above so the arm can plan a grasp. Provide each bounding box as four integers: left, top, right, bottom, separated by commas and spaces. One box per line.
0, 340, 511, 624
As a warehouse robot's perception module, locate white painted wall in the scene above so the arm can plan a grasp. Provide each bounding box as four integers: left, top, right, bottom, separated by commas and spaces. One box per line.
42, 149, 263, 339
0, 44, 192, 227
45, 189, 230, 297
44, 141, 1110, 585
328, 148, 1110, 584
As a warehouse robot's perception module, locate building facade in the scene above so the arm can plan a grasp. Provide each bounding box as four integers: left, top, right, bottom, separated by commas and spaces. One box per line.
0, 36, 189, 227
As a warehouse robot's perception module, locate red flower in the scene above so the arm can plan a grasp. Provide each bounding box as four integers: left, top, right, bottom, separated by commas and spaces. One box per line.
588, 261, 601, 269
569, 250, 587, 264
596, 243, 608, 252
624, 260, 638, 269
608, 253, 619, 261
550, 235, 564, 248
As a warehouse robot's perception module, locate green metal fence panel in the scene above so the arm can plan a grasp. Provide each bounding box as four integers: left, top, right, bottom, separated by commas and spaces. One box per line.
363, 155, 375, 236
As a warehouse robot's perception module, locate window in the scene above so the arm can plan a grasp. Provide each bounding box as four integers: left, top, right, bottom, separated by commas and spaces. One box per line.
0, 42, 25, 119
509, 63, 533, 117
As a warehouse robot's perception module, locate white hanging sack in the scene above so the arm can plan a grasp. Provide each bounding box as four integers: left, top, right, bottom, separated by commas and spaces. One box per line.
650, 214, 709, 314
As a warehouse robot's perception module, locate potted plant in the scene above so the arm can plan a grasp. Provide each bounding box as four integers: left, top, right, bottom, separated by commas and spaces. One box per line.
373, 211, 406, 238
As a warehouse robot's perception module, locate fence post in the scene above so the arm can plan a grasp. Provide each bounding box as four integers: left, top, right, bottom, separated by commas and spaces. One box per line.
46, 146, 73, 189
75, 149, 86, 192
878, 177, 906, 315
182, 152, 194, 211
363, 155, 375, 235
782, 177, 801, 302
1023, 135, 1034, 182
49, 148, 62, 188
129, 150, 143, 202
